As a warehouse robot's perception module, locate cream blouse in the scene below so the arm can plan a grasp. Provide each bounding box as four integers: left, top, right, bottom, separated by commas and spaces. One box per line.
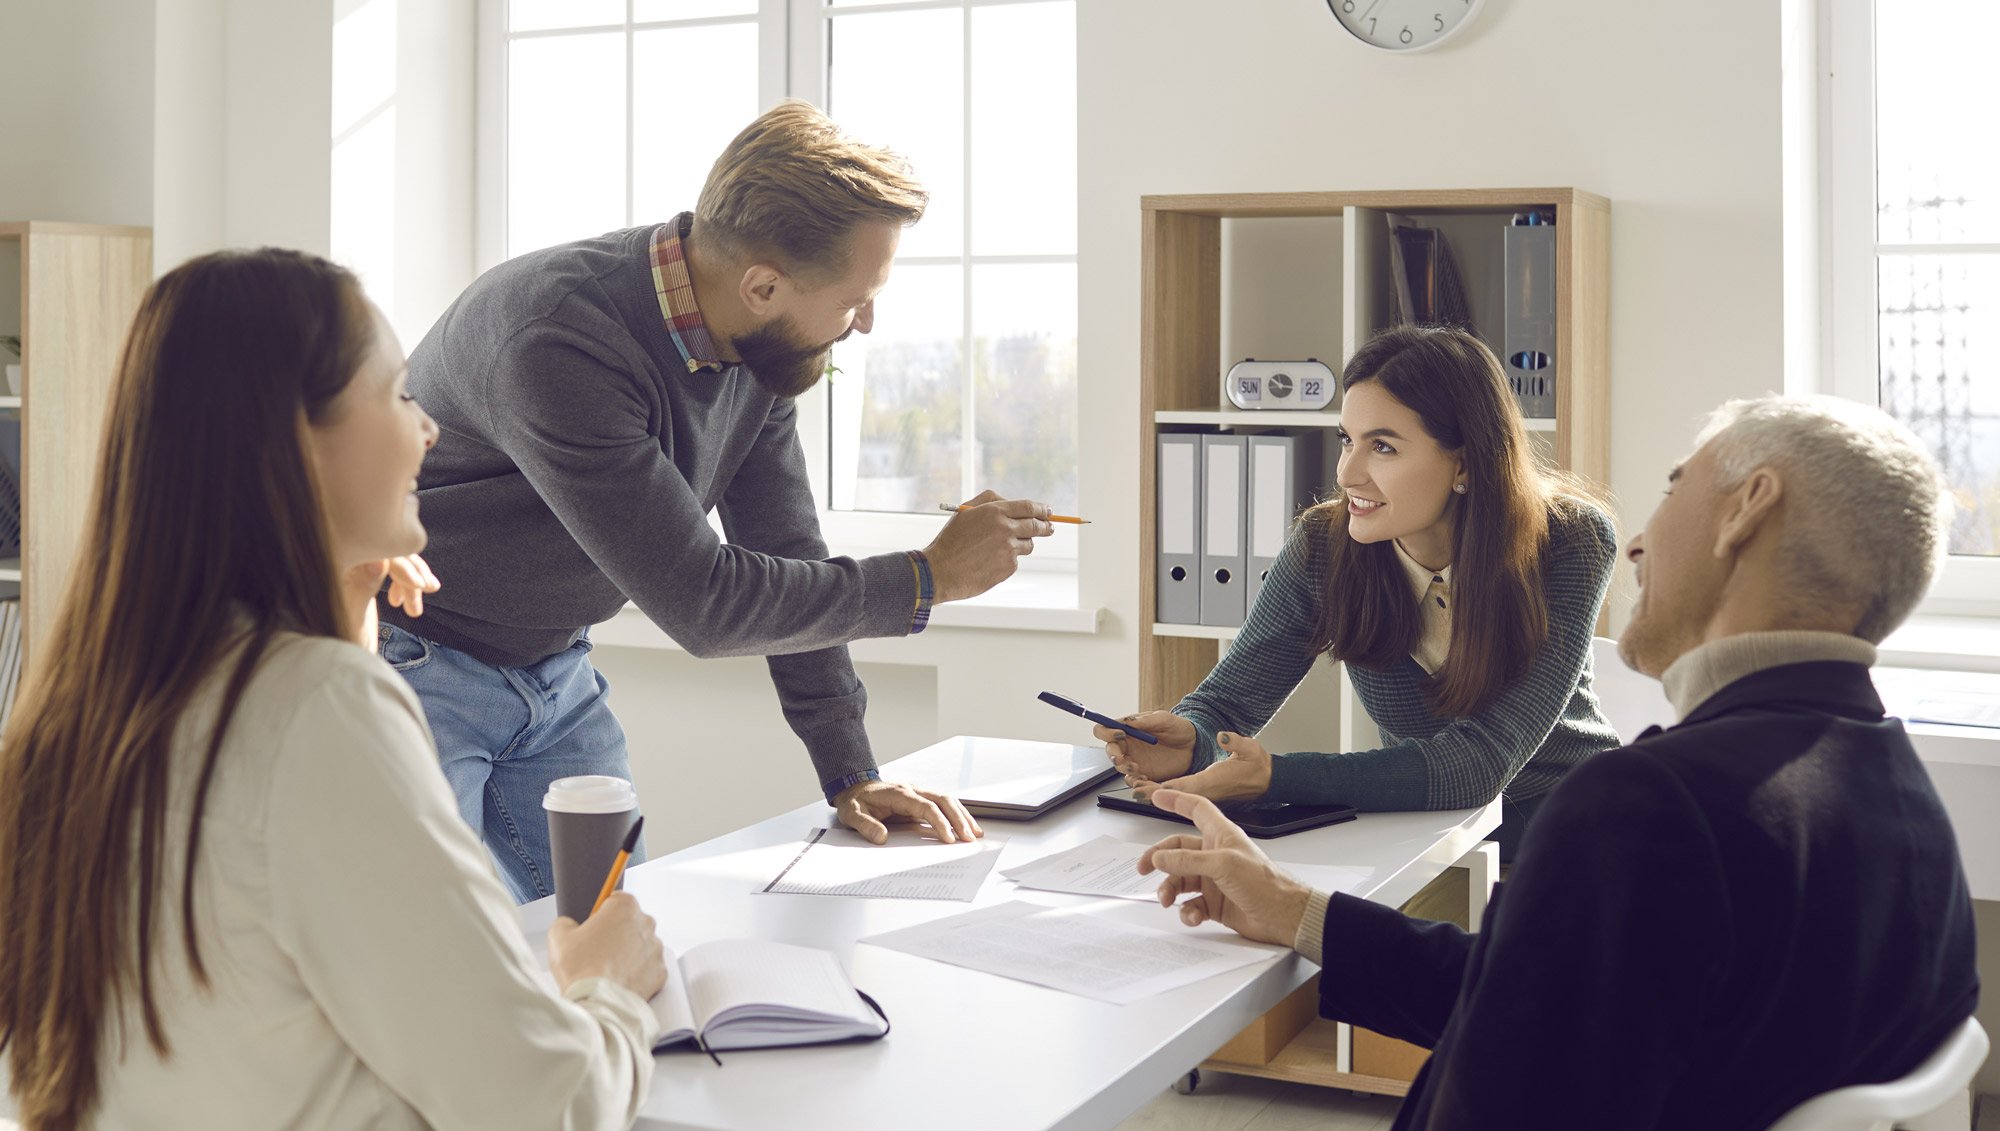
92, 634, 657, 1129
1394, 539, 1454, 674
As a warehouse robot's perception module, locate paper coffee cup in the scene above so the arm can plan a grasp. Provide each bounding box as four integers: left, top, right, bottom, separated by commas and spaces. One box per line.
543, 775, 640, 922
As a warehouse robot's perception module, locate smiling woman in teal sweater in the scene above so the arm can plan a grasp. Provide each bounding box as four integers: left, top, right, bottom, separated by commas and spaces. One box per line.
1105, 326, 1620, 858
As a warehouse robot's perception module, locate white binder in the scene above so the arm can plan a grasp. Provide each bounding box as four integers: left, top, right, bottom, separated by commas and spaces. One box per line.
1155, 434, 1203, 624
1246, 433, 1321, 613
1198, 433, 1248, 627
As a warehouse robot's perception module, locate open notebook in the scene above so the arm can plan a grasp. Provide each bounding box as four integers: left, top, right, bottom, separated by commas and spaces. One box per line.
648, 938, 889, 1053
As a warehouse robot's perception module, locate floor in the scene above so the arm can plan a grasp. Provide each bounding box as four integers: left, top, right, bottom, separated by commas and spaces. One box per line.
1115, 1071, 1403, 1131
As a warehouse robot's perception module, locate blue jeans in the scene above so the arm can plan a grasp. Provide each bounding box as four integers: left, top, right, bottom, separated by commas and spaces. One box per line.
380, 622, 647, 903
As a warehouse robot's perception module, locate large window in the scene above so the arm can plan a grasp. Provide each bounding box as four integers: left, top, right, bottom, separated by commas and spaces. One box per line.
1828, 0, 2000, 606
488, 1, 768, 259
805, 0, 1078, 528
481, 0, 1078, 557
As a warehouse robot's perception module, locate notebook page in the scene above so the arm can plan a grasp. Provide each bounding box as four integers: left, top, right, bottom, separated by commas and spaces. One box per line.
679, 939, 874, 1032
648, 961, 698, 1047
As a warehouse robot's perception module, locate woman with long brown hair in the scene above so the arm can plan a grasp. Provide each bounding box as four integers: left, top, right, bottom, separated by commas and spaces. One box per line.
0, 249, 666, 1128
1104, 325, 1620, 858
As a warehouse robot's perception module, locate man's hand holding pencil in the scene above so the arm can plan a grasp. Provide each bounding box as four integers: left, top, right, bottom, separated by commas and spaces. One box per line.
922, 490, 1058, 602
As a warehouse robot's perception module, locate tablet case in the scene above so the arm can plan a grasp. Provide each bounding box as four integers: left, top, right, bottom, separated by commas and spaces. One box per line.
1095, 787, 1357, 839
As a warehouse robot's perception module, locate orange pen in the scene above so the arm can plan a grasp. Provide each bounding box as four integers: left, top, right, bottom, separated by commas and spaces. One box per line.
589, 815, 645, 917
937, 503, 1090, 525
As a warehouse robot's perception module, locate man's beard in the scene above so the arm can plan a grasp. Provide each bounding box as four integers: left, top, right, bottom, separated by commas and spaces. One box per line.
734, 316, 839, 399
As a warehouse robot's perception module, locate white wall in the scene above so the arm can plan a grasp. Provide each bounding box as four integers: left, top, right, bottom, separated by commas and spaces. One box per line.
329, 0, 476, 346
154, 0, 334, 271
154, 0, 473, 340
0, 0, 154, 226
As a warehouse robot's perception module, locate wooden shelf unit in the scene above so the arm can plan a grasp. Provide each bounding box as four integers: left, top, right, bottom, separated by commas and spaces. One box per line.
1137, 189, 1610, 1097
0, 221, 153, 681
1139, 187, 1609, 708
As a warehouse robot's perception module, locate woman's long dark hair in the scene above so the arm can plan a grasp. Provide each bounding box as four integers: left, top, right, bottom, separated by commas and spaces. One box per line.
0, 249, 370, 1130
1307, 324, 1599, 717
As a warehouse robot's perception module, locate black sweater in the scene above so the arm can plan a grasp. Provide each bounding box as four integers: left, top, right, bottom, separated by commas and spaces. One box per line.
1315, 661, 1978, 1130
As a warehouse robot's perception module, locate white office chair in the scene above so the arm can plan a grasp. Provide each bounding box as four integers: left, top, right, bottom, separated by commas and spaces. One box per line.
1587, 636, 1676, 744
1764, 1016, 1989, 1131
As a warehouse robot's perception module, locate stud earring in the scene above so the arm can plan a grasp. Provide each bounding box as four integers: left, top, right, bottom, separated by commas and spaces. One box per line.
1453, 483, 1468, 495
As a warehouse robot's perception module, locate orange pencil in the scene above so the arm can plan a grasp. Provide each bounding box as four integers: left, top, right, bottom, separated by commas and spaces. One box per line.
938, 503, 1090, 525
589, 815, 645, 917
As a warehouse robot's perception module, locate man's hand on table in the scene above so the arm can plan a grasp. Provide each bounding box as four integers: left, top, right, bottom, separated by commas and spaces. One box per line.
1137, 788, 1314, 947
834, 779, 984, 845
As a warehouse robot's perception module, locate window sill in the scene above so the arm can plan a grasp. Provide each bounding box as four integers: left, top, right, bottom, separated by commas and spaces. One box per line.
590, 564, 1101, 653
1878, 614, 2000, 674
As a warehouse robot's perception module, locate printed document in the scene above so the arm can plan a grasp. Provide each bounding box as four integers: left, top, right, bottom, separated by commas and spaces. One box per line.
1000, 835, 1170, 899
758, 826, 1006, 901
1002, 835, 1375, 902
861, 900, 1280, 1004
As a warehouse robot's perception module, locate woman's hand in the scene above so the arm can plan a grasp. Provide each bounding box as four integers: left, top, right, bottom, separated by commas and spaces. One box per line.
547, 892, 669, 1001
1132, 731, 1273, 803
382, 554, 441, 617
1093, 710, 1197, 787
339, 555, 440, 652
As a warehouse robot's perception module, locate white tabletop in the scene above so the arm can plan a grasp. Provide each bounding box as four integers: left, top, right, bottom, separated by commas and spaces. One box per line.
519, 745, 1500, 1131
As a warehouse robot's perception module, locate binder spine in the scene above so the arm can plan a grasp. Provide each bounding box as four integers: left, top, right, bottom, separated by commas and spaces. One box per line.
1156, 434, 1204, 625
1198, 434, 1248, 628
1502, 218, 1558, 420
1245, 433, 1321, 614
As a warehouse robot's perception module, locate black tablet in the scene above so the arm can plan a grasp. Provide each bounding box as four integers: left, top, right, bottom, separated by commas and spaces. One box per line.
1096, 787, 1357, 839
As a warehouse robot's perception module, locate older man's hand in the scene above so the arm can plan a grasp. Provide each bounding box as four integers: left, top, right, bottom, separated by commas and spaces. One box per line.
1137, 789, 1315, 947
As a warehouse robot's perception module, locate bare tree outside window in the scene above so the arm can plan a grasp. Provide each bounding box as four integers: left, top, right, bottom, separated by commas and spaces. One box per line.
1874, 1, 2000, 557
824, 0, 1079, 516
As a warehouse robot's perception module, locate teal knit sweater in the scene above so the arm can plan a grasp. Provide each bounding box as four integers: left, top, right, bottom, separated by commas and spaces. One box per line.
1175, 502, 1621, 816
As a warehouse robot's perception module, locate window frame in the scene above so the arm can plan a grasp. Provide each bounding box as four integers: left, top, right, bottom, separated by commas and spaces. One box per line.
1822, 0, 2000, 615
790, 0, 1080, 560
474, 0, 788, 274
475, 0, 1080, 565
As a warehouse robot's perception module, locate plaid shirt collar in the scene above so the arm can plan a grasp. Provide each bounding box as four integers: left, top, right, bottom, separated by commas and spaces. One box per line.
649, 213, 725, 374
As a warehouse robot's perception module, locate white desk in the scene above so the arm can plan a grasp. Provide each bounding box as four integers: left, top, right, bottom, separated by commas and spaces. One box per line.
519, 747, 1500, 1131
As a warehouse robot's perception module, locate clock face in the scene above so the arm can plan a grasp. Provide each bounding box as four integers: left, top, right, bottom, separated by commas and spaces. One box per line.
1326, 0, 1486, 53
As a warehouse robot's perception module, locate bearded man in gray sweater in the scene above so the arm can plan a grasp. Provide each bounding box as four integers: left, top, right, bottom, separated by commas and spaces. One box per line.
380, 101, 1052, 901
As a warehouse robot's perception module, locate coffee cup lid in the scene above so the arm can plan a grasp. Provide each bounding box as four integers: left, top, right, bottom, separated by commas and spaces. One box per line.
542, 775, 638, 814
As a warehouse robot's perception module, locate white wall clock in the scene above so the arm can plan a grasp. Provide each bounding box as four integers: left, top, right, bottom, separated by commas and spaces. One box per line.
1325, 0, 1487, 53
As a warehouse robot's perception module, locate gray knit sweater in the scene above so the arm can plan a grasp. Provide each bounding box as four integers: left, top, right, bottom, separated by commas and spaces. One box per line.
1176, 502, 1621, 817
383, 226, 926, 793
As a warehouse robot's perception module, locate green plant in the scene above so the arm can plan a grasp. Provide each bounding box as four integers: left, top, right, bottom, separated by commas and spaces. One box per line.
0, 336, 18, 359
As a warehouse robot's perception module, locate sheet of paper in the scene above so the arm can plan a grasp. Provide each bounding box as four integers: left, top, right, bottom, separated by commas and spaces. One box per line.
1876, 668, 2000, 730
1001, 835, 1375, 903
1000, 835, 1173, 900
757, 826, 1006, 901
860, 899, 1280, 1004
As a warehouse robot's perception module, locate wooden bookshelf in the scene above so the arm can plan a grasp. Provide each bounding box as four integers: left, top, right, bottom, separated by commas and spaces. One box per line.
0, 221, 152, 682
1137, 189, 1610, 1097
